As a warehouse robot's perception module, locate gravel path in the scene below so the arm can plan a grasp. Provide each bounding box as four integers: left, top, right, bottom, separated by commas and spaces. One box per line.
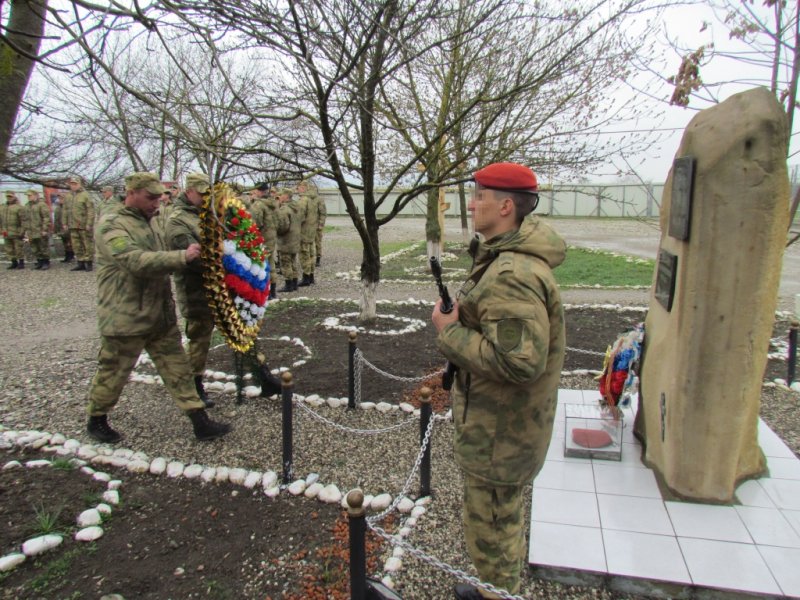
0, 216, 797, 600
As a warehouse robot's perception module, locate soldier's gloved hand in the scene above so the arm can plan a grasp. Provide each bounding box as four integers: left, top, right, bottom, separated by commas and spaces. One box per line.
185, 243, 201, 263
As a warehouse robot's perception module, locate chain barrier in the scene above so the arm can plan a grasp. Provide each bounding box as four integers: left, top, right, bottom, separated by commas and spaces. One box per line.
566, 346, 606, 357
367, 414, 442, 524
367, 523, 526, 600
293, 396, 419, 435
355, 348, 443, 383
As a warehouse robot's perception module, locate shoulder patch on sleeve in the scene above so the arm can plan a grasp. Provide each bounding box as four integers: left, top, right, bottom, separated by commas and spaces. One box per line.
497, 318, 523, 352
109, 237, 129, 254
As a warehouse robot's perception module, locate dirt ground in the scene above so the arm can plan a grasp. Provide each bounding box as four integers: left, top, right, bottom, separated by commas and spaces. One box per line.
1, 301, 795, 599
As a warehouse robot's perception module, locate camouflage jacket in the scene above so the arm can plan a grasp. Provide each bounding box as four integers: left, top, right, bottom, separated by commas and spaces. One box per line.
315, 193, 327, 230
97, 198, 123, 222
53, 204, 65, 232
26, 201, 50, 239
95, 206, 190, 336
276, 199, 301, 253
164, 195, 211, 320
250, 197, 278, 255
64, 190, 95, 230
437, 216, 566, 485
298, 194, 319, 241
1, 201, 27, 237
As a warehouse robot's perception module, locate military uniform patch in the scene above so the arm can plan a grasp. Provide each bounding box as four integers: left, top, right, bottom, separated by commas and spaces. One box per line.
109, 237, 128, 254
497, 319, 523, 352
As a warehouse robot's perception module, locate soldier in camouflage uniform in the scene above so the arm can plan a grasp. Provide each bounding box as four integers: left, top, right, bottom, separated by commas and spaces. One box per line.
295, 180, 320, 287
64, 176, 96, 272
276, 188, 300, 292
432, 163, 565, 600
313, 183, 326, 267
2, 191, 27, 269
86, 172, 231, 444
249, 182, 279, 299
52, 195, 74, 262
26, 189, 51, 270
97, 185, 122, 221
164, 173, 216, 409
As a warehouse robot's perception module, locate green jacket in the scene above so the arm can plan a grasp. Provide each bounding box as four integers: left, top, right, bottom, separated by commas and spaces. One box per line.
298, 194, 319, 242
1, 200, 27, 238
437, 216, 566, 486
276, 199, 301, 253
26, 200, 50, 239
65, 190, 95, 230
315, 193, 327, 230
95, 206, 189, 336
250, 197, 278, 257
164, 195, 211, 320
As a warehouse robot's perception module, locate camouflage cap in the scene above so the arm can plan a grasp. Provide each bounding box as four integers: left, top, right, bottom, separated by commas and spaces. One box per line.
26, 188, 39, 195
185, 172, 210, 193
67, 176, 81, 184
102, 185, 114, 193
125, 172, 165, 195
5, 190, 16, 197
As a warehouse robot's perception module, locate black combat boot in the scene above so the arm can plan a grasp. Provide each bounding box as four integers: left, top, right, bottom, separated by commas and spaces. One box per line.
315, 255, 321, 266
291, 278, 300, 291
279, 279, 294, 293
7, 259, 18, 270
62, 250, 75, 263
34, 259, 43, 270
194, 375, 215, 409
84, 261, 93, 272
298, 273, 312, 287
268, 283, 277, 300
454, 583, 486, 600
17, 259, 24, 269
87, 415, 122, 444
71, 261, 86, 271
40, 259, 50, 271
188, 409, 231, 441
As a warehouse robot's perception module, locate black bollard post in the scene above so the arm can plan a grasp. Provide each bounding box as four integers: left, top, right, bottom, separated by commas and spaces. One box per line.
281, 371, 294, 484
789, 321, 798, 384
348, 331, 358, 410
419, 387, 432, 498
347, 489, 367, 600
234, 351, 245, 405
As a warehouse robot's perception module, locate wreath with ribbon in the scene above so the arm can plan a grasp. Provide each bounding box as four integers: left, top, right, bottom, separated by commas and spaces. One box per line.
199, 182, 270, 352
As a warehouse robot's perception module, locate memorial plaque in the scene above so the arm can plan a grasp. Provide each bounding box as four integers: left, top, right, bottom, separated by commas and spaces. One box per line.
655, 250, 678, 311
669, 156, 695, 240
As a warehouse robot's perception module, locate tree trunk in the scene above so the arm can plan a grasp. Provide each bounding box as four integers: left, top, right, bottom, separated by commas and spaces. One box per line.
458, 181, 470, 244
0, 0, 47, 168
358, 214, 380, 321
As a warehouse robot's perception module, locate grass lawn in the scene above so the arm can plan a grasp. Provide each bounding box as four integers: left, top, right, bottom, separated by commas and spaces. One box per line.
379, 241, 654, 287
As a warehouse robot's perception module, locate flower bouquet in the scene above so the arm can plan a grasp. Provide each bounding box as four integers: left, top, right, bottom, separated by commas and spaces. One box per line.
199, 182, 270, 352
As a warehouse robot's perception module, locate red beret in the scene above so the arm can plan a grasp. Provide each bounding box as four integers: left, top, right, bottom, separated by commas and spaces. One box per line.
474, 162, 538, 192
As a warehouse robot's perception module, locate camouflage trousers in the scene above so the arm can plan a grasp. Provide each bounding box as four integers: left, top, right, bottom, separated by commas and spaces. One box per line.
267, 249, 277, 287
29, 236, 49, 260
315, 228, 323, 260
87, 322, 205, 416
300, 241, 316, 275
463, 474, 525, 599
70, 229, 94, 262
4, 237, 23, 260
185, 317, 214, 376
60, 233, 73, 254
279, 251, 298, 280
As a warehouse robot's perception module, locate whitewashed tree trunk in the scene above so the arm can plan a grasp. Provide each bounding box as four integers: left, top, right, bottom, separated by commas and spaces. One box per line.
426, 240, 442, 263
359, 280, 378, 321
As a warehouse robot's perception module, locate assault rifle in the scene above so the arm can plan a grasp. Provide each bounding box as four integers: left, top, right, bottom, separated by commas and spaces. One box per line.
430, 256, 457, 390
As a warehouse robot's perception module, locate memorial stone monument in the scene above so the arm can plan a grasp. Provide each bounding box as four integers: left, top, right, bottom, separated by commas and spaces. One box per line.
636, 87, 790, 503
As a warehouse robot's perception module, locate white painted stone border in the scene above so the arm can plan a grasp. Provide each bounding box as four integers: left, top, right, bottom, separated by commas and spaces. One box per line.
0, 447, 119, 574
0, 426, 434, 590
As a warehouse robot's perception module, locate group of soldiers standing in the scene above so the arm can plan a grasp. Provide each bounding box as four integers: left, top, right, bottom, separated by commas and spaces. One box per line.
1, 175, 96, 271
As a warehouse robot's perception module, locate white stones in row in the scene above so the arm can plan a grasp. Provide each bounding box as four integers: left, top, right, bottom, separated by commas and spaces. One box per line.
0, 457, 118, 574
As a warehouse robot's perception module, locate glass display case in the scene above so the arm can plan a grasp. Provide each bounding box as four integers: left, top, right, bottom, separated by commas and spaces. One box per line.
564, 403, 623, 461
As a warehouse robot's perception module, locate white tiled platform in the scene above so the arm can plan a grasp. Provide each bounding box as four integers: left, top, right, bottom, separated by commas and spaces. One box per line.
529, 389, 800, 598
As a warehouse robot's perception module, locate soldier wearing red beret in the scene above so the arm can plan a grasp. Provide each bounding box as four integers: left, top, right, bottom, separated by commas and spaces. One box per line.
432, 162, 566, 599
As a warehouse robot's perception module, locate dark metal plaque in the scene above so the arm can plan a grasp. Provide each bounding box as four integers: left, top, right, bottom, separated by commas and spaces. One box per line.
655, 250, 678, 312
669, 156, 695, 241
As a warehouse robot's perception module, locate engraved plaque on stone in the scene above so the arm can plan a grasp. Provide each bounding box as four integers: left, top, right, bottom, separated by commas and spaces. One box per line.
655, 250, 678, 311
669, 156, 695, 241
